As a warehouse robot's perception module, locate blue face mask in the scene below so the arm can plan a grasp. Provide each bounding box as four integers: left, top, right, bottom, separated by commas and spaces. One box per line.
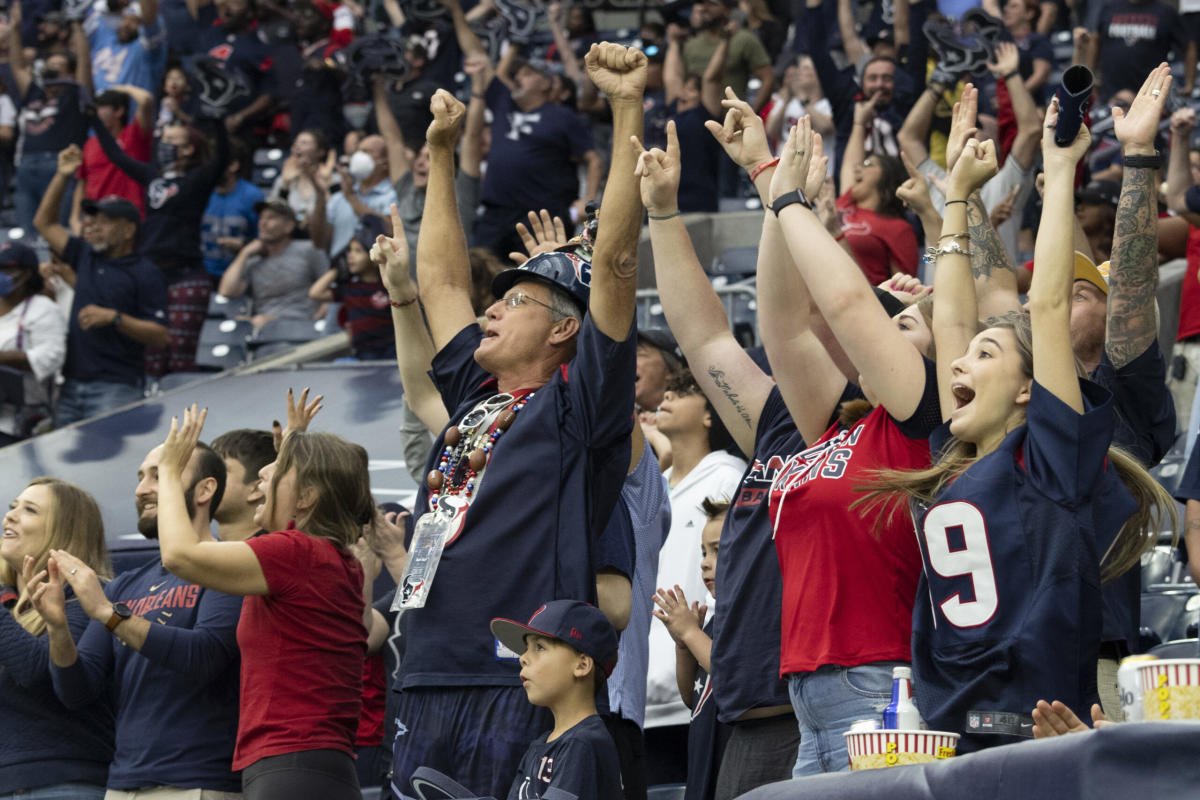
0, 272, 14, 298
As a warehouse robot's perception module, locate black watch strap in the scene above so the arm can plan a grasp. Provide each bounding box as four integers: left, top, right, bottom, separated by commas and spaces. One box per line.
1122, 151, 1160, 170
771, 189, 812, 217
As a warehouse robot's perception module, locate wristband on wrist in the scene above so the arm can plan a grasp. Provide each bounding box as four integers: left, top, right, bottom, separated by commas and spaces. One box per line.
111, 310, 123, 327
748, 157, 780, 183
1122, 151, 1160, 170
834, 231, 846, 242
389, 295, 418, 308
1003, 70, 1019, 81
770, 189, 813, 216
648, 211, 682, 220
944, 199, 968, 207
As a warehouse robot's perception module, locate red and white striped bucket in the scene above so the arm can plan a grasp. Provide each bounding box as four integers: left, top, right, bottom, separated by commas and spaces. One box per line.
842, 729, 960, 771
1135, 658, 1200, 721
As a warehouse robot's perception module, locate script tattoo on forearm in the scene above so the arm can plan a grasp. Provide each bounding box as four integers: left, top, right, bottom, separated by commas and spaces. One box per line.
707, 365, 754, 430
1106, 165, 1159, 369
966, 192, 1017, 281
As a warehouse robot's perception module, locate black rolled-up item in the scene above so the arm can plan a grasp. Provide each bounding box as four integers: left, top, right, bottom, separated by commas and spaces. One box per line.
1055, 65, 1095, 147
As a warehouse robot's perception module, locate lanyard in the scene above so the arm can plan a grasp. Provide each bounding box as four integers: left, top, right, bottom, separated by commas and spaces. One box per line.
13, 298, 31, 350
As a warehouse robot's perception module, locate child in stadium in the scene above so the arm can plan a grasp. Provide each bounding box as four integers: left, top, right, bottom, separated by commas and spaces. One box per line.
490, 601, 622, 800
309, 215, 395, 361
652, 497, 730, 800
864, 86, 1176, 752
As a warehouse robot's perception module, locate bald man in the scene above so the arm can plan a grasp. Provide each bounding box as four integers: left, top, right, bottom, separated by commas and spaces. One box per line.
314, 134, 398, 255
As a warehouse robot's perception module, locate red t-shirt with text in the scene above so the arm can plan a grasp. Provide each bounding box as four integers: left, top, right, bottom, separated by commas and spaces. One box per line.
837, 190, 919, 285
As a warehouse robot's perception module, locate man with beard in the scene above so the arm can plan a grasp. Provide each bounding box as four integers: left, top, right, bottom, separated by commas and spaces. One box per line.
189, 0, 275, 134
35, 146, 168, 426
85, 0, 167, 94
42, 440, 244, 797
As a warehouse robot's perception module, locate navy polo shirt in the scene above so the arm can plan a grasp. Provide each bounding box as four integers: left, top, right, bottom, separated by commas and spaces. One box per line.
63, 236, 167, 386
399, 314, 635, 689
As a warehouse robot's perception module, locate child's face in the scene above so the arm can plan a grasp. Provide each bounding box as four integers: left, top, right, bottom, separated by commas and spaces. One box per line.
165, 68, 188, 96
518, 634, 587, 707
700, 515, 723, 598
346, 240, 371, 274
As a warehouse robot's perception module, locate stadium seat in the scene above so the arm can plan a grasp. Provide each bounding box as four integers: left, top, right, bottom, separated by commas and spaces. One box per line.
1140, 590, 1199, 645
251, 318, 324, 345
647, 784, 686, 800
207, 293, 252, 319
1147, 638, 1200, 658
195, 342, 249, 371
709, 246, 758, 279
252, 165, 280, 188
253, 147, 285, 167
1141, 544, 1189, 590
196, 319, 253, 371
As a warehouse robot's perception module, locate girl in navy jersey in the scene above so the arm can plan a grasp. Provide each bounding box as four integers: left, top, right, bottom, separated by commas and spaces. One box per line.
866, 87, 1175, 752
755, 117, 942, 776
153, 403, 378, 799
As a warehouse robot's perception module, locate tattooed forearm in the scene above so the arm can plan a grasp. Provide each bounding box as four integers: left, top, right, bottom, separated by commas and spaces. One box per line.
1106, 166, 1159, 368
967, 192, 1017, 281
707, 365, 754, 430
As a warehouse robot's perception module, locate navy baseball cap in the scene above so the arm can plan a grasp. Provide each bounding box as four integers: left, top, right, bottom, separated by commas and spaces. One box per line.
0, 241, 39, 273
492, 251, 591, 313
491, 600, 619, 677
638, 327, 684, 366
81, 195, 140, 226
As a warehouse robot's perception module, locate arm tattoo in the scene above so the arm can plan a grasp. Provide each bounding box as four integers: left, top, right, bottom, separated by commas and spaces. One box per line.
1106, 166, 1159, 369
707, 365, 754, 430
966, 192, 1017, 281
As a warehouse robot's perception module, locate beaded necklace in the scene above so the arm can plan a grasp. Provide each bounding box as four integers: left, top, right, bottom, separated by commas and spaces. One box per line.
426, 389, 535, 517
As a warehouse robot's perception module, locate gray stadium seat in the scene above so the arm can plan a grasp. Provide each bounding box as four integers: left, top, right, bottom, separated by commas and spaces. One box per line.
196, 318, 253, 370
709, 246, 759, 279
208, 293, 252, 319
1140, 591, 1200, 645
251, 318, 324, 345
1147, 638, 1200, 658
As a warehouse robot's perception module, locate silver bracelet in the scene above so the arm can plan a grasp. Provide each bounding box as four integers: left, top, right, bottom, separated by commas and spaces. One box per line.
926, 240, 972, 259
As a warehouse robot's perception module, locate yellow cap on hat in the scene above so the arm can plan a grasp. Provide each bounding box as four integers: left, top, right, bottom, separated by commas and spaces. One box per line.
1073, 251, 1110, 295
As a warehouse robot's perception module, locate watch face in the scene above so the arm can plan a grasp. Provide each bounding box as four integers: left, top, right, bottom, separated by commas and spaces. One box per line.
113, 602, 132, 618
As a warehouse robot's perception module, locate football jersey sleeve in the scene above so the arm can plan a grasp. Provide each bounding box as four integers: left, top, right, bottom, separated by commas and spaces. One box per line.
1022, 379, 1116, 507
890, 356, 942, 440
559, 315, 636, 448
1092, 343, 1175, 468
429, 323, 490, 414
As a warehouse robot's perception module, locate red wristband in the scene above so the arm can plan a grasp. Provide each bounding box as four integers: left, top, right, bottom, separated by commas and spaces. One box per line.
834, 232, 846, 243
749, 157, 780, 183
390, 295, 418, 308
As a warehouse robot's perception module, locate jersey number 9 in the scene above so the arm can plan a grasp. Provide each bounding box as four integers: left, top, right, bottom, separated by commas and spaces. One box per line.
922, 501, 999, 629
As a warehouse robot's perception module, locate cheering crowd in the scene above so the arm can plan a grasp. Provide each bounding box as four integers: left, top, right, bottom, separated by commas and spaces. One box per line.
4, 0, 1200, 798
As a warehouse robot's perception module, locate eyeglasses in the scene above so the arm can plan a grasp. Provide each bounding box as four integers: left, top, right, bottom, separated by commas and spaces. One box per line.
503, 291, 556, 312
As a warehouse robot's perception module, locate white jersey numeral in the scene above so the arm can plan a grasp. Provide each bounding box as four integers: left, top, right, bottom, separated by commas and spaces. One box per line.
922, 501, 999, 628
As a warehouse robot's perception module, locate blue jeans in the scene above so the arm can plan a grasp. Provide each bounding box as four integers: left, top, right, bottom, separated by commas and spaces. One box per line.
54, 378, 144, 427
787, 662, 905, 777
0, 782, 106, 800
14, 150, 59, 235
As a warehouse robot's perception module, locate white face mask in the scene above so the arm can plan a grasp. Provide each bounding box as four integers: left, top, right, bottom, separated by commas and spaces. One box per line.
348, 150, 376, 181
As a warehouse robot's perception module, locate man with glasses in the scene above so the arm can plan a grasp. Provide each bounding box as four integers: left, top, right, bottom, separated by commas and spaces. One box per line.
373, 44, 645, 799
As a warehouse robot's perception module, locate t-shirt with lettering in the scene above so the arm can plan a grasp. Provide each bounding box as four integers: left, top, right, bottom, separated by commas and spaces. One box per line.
506, 714, 622, 800
769, 361, 940, 675
235, 529, 366, 770
49, 559, 242, 791
1095, 0, 1186, 98
836, 190, 919, 284
482, 79, 594, 214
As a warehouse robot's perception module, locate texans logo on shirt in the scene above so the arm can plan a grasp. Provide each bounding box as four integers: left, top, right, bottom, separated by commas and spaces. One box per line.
1107, 14, 1159, 46
19, 98, 61, 137
506, 111, 541, 141
147, 178, 181, 210
736, 454, 788, 509
370, 290, 390, 310
772, 426, 866, 496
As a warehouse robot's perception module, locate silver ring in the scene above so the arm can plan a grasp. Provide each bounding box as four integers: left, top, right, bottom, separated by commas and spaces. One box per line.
69, 569, 78, 575
1151, 89, 1162, 96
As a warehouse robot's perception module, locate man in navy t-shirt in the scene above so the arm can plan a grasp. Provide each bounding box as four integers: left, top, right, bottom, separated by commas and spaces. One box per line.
44, 440, 242, 794
188, 0, 275, 131
382, 45, 646, 799
35, 147, 168, 427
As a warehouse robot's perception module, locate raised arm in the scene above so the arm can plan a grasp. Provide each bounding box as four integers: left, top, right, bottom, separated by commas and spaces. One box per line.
157, 407, 270, 595
705, 88, 782, 208
896, 151, 944, 251
773, 119, 930, 421
897, 81, 943, 167
461, 55, 492, 178
34, 147, 81, 256
110, 84, 157, 133
7, 2, 31, 98
840, 96, 876, 194
989, 43, 1042, 170
663, 28, 686, 107
837, 0, 868, 65
417, 90, 477, 350
547, 1, 584, 86
438, 0, 488, 60
639, 121, 775, 455
374, 203, 451, 432
70, 21, 92, 95
374, 75, 412, 186
1106, 63, 1171, 368
1031, 99, 1091, 413
757, 125, 848, 443
584, 43, 646, 342
700, 31, 729, 118
89, 108, 154, 185
934, 139, 999, 418
1166, 107, 1200, 226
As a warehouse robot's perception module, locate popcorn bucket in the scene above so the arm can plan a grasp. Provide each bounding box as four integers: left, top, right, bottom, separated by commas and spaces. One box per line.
1136, 658, 1200, 721
843, 729, 960, 770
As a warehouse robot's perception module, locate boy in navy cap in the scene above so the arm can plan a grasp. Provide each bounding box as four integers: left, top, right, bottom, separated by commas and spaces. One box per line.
491, 601, 623, 800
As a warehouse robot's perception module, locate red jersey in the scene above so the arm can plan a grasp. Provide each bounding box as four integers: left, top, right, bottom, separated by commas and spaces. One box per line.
234, 529, 366, 770
1178, 226, 1200, 341
78, 120, 151, 216
837, 190, 919, 285
769, 405, 929, 674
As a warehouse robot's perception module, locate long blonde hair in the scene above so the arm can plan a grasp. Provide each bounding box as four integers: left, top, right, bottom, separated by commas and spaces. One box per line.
3, 478, 112, 635
272, 431, 374, 549
857, 312, 1177, 581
